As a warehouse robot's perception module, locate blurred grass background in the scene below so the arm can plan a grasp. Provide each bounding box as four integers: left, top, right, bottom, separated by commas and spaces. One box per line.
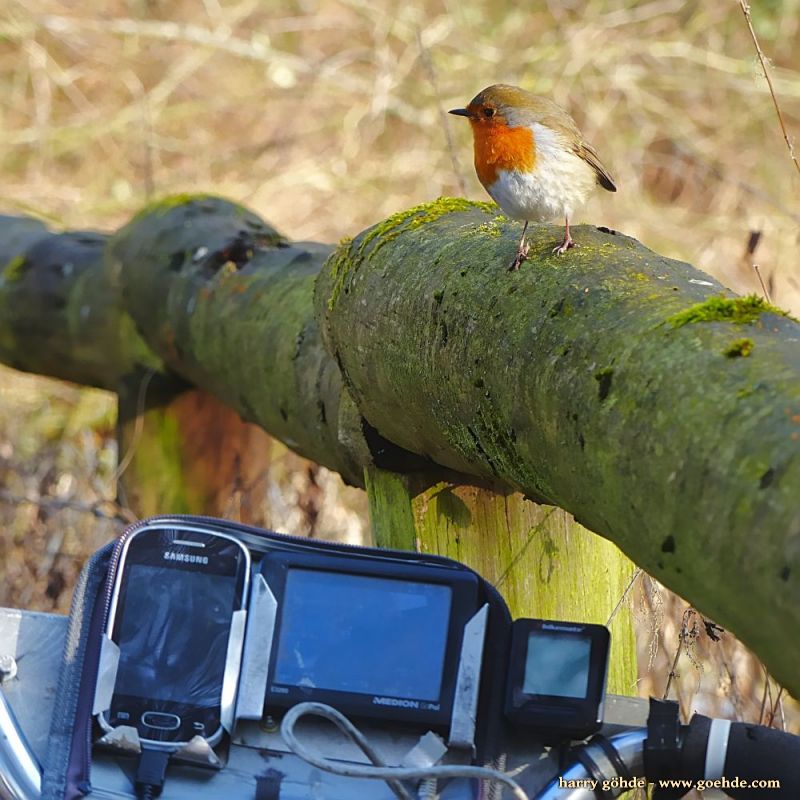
1, 0, 799, 745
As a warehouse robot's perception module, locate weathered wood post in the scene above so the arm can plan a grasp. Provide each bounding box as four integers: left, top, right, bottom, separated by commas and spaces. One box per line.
117, 384, 285, 520
365, 468, 638, 694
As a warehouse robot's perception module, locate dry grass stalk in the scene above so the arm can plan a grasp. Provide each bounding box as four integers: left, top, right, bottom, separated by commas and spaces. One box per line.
738, 0, 800, 178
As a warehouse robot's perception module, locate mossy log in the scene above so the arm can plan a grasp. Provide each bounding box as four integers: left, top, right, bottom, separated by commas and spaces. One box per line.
1, 197, 798, 695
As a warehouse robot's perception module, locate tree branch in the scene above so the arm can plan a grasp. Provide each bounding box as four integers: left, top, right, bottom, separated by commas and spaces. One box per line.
1, 196, 798, 695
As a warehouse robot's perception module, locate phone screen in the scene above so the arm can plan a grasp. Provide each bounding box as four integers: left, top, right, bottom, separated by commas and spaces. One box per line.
115, 563, 238, 706
105, 528, 249, 745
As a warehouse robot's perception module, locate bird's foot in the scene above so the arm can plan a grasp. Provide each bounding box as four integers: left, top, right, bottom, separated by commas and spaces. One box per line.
552, 235, 577, 256
509, 241, 530, 271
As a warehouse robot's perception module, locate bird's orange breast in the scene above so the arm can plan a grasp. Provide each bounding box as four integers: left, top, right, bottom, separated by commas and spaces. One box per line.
470, 121, 536, 188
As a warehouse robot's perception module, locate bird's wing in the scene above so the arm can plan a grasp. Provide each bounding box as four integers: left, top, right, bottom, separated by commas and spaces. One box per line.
574, 141, 617, 192
533, 103, 617, 193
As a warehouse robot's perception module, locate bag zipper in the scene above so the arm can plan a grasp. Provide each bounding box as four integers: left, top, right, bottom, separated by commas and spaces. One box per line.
149, 513, 473, 569
65, 518, 152, 798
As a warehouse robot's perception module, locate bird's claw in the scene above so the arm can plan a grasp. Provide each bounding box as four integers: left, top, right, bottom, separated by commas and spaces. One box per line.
552, 237, 578, 256
509, 241, 530, 271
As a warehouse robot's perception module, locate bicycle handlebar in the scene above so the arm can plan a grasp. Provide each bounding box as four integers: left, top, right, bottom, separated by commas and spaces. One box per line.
535, 700, 800, 800
719, 718, 800, 797
535, 729, 647, 799
2, 685, 800, 800
0, 689, 41, 800
647, 708, 800, 800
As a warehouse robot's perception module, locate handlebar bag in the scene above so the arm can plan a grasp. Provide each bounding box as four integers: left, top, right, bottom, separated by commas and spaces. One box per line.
40, 514, 513, 800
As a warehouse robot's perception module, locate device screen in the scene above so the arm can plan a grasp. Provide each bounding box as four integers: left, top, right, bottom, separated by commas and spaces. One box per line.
115, 563, 238, 707
105, 529, 249, 745
273, 569, 452, 701
523, 630, 592, 698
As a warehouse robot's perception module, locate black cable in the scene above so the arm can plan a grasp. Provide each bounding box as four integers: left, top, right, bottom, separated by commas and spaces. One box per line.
134, 747, 171, 800
556, 741, 571, 774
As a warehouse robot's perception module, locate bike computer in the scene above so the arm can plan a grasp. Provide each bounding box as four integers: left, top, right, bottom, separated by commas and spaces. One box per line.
259, 550, 480, 728
505, 618, 610, 741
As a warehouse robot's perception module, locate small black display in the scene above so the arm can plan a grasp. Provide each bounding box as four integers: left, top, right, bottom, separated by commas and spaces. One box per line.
522, 630, 591, 698
505, 618, 609, 742
261, 550, 480, 728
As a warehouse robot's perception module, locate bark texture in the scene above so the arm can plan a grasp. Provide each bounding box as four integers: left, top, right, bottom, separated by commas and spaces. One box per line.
1, 197, 798, 694
315, 200, 800, 695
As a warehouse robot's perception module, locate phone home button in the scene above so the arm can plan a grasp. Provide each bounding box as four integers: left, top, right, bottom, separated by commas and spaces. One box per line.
141, 711, 181, 731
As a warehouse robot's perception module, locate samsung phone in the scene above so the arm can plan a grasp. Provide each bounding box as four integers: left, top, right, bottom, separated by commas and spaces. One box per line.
97, 523, 250, 748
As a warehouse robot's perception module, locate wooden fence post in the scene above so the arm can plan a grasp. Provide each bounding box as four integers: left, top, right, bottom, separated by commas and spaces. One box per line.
366, 467, 638, 695
117, 383, 278, 521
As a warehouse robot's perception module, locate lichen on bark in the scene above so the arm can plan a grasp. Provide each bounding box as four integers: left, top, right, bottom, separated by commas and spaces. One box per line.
315, 200, 800, 695
2, 197, 799, 694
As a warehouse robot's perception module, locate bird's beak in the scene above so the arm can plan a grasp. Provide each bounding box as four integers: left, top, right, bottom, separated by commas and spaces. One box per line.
448, 108, 471, 118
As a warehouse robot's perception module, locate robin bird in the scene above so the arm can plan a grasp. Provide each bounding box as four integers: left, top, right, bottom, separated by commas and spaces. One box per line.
449, 84, 616, 270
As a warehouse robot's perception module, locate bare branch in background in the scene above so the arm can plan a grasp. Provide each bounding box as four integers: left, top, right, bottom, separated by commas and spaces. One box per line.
416, 28, 467, 197
739, 0, 800, 178
0, 488, 136, 525
607, 567, 642, 626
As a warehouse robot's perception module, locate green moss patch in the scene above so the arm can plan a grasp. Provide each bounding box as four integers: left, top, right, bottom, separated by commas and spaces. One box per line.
668, 294, 790, 328
326, 237, 354, 310
475, 218, 505, 238
723, 338, 754, 358
326, 198, 497, 310
126, 193, 250, 228
136, 193, 217, 217
358, 197, 496, 256
2, 255, 27, 282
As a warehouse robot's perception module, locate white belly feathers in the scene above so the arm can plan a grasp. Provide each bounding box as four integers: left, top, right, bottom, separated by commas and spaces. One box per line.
485, 122, 596, 222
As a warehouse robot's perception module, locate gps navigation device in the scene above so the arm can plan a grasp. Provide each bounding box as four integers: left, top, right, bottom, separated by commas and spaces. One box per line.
259, 549, 480, 728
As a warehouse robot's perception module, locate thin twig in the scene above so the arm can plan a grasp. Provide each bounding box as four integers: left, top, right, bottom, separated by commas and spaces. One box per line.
415, 28, 467, 197
0, 488, 136, 524
111, 368, 157, 484
662, 607, 700, 703
662, 636, 682, 702
758, 663, 770, 724
738, 0, 800, 178
753, 264, 772, 303
606, 567, 642, 626
641, 574, 664, 672
766, 685, 785, 729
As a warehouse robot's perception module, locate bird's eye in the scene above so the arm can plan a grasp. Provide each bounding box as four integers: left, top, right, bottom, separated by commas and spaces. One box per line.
483, 107, 495, 118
